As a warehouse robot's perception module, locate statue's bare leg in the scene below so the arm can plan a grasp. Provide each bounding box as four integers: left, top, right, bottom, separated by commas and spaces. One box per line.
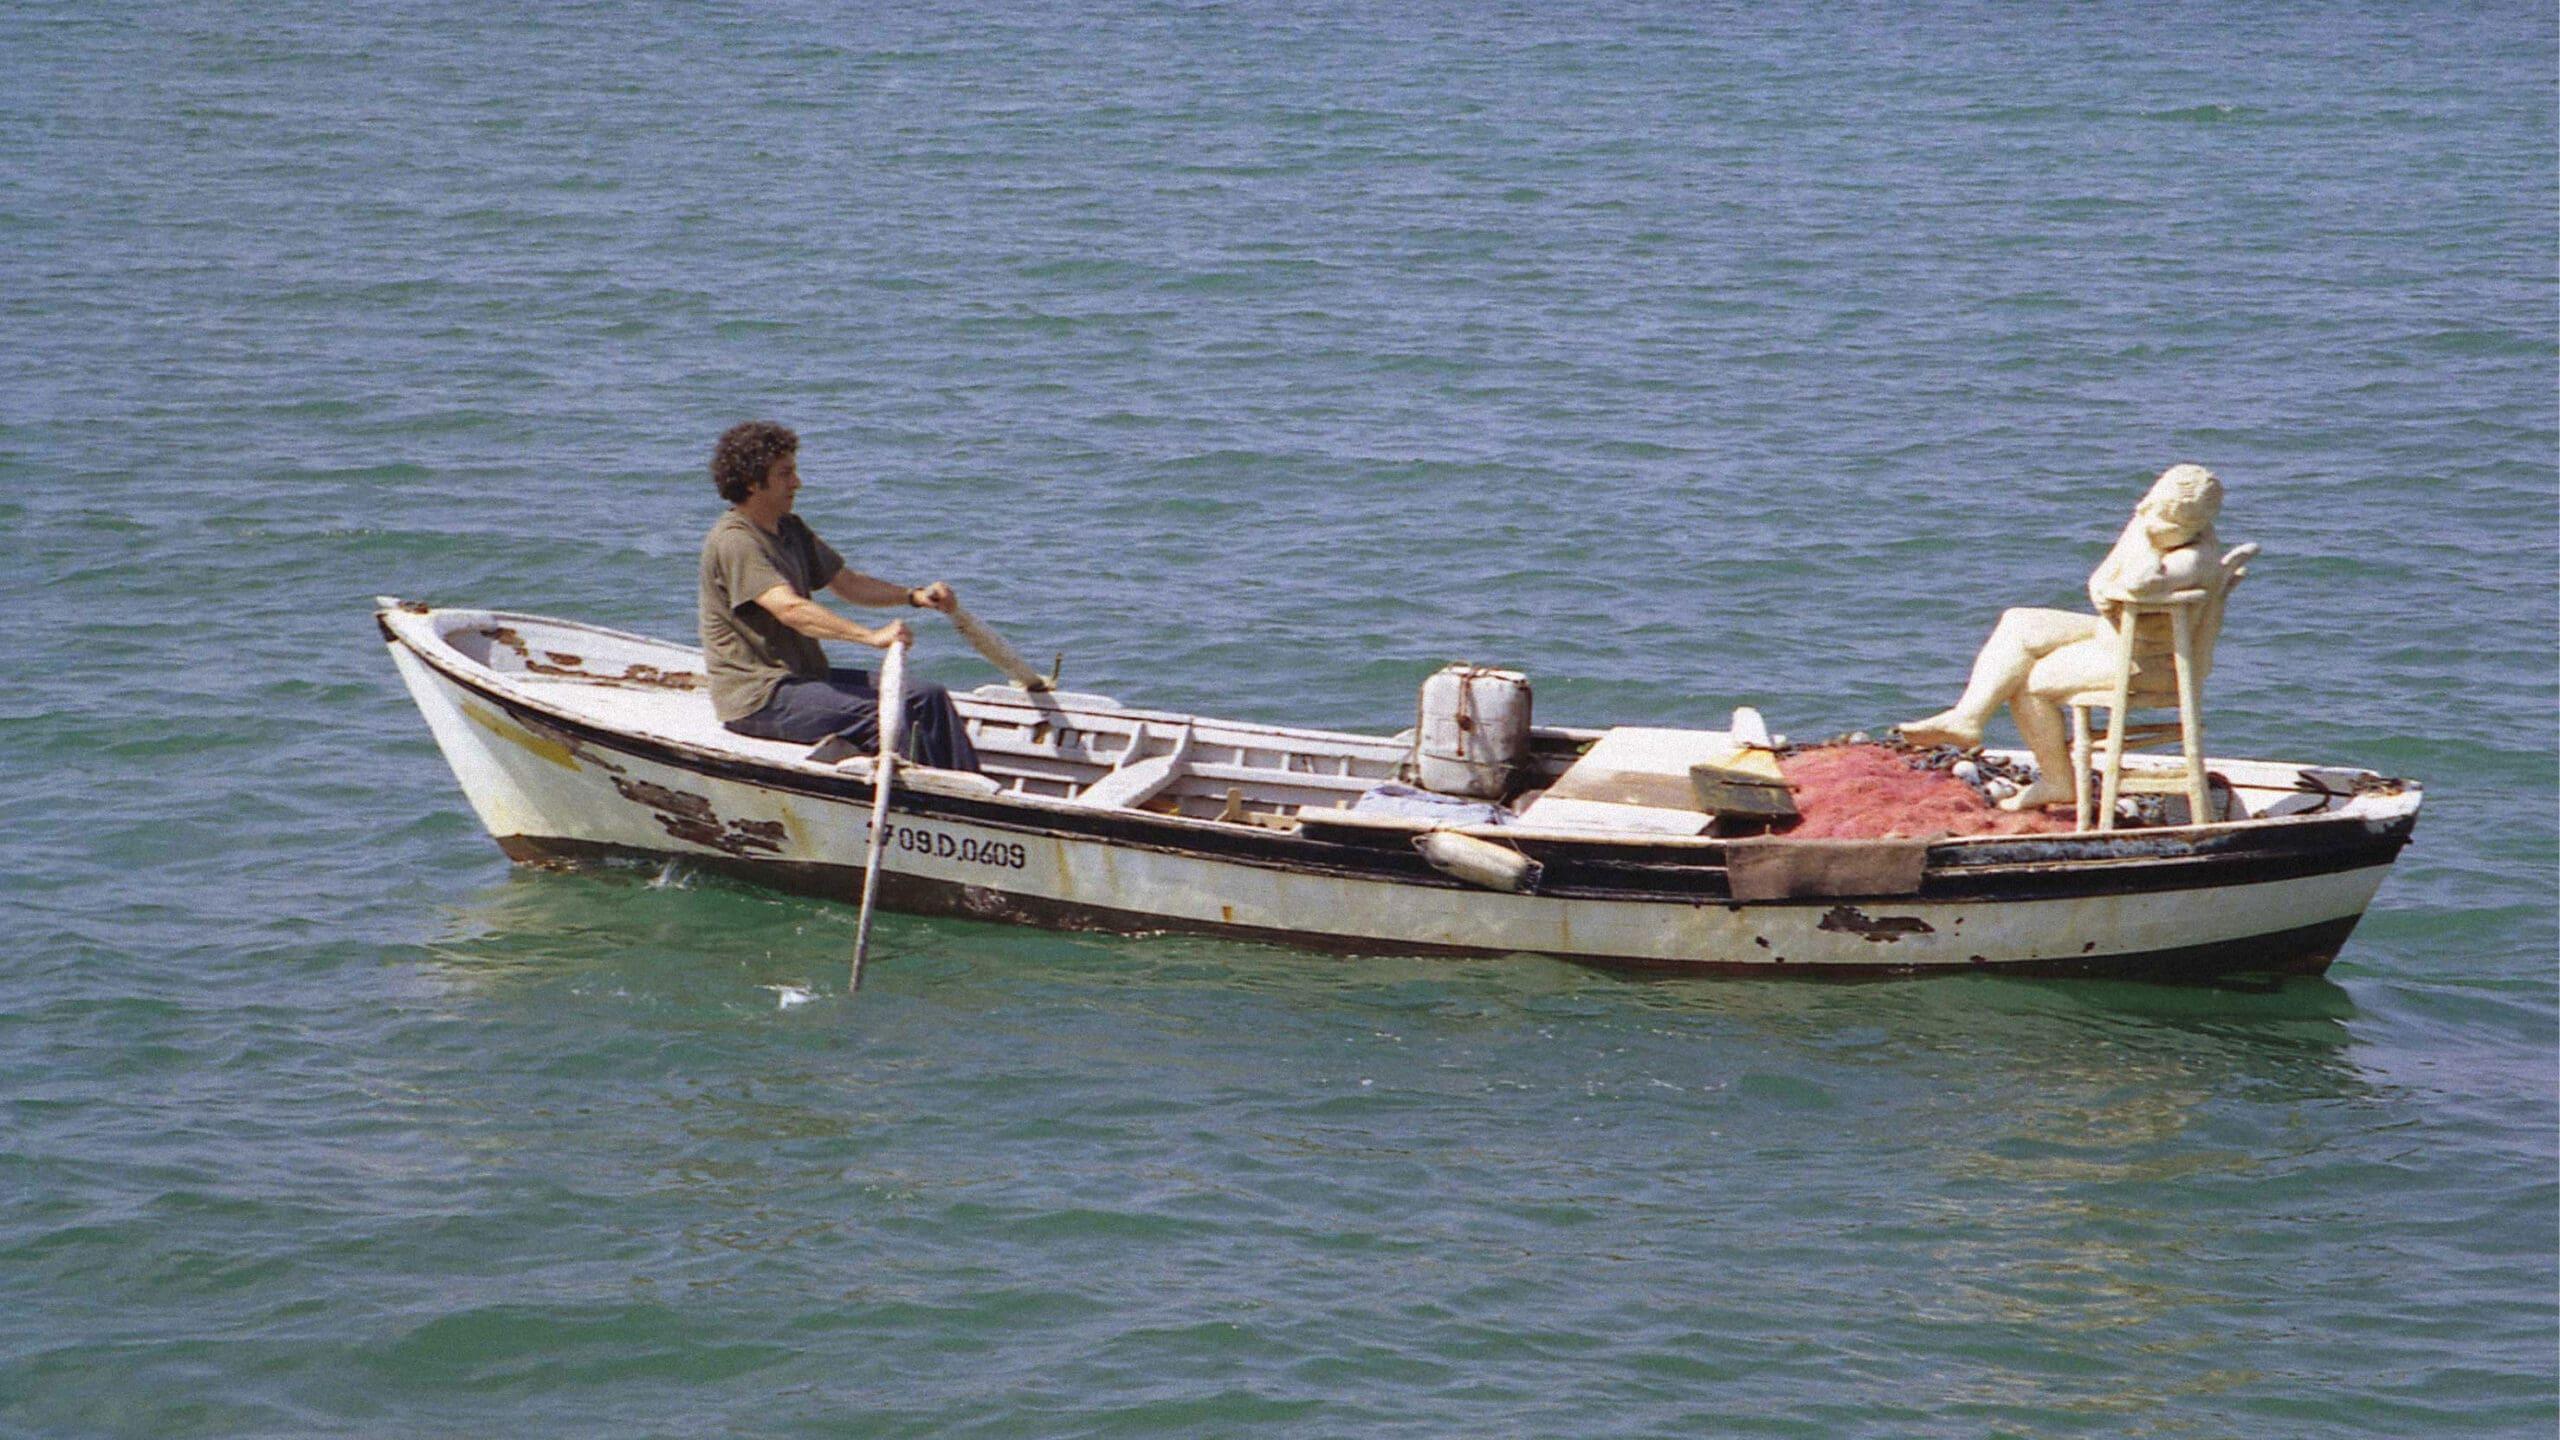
2001, 693, 2079, 811
1901, 609, 2101, 748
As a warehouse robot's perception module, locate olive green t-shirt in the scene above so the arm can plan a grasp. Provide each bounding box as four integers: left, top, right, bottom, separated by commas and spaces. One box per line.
698, 509, 846, 722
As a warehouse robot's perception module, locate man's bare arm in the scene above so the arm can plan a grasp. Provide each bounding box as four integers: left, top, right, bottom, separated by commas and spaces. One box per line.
752, 584, 909, 649
829, 570, 960, 613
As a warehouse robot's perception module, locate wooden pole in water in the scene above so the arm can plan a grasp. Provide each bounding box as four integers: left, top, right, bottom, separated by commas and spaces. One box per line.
850, 638, 908, 991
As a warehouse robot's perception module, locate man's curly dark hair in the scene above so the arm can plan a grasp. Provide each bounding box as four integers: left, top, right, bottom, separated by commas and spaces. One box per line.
711, 421, 798, 504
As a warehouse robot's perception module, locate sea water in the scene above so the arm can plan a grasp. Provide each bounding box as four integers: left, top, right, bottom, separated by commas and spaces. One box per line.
3, 4, 2553, 1434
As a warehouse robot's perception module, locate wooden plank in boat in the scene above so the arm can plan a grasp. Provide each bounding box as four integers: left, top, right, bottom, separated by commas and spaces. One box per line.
1520, 727, 1742, 835
1538, 727, 1747, 809
1726, 838, 1929, 900
1688, 762, 1798, 820
1074, 721, 1195, 809
1295, 808, 1432, 834
1511, 797, 1711, 837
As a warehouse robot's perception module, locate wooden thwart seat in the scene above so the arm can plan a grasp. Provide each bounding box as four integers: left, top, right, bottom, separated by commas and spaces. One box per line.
1072, 720, 1195, 809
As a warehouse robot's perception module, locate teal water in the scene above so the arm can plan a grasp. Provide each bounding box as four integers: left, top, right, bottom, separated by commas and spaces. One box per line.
5, 3, 2555, 1434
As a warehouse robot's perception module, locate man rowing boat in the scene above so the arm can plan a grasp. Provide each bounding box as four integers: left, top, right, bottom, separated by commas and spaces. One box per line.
696, 420, 980, 772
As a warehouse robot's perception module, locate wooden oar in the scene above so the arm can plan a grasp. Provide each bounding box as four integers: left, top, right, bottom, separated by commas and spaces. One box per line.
945, 601, 1053, 692
849, 637, 908, 991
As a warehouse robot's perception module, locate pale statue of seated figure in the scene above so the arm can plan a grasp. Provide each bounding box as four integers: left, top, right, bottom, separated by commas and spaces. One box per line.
1900, 463, 2232, 812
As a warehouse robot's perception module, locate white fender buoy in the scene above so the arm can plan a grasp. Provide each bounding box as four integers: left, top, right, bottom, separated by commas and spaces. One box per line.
1413, 830, 1541, 894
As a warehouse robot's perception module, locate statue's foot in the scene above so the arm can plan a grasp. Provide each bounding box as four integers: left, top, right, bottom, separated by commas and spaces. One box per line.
1896, 711, 1982, 749
1997, 777, 2076, 812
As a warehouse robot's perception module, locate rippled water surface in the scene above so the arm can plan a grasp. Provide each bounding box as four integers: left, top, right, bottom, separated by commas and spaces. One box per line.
4, 3, 2554, 1435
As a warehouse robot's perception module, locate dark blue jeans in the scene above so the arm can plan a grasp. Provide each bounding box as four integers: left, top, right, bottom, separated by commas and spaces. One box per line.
728, 667, 982, 773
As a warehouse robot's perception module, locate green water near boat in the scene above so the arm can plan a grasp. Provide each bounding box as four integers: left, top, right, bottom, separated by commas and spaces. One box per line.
3, 2, 2554, 1434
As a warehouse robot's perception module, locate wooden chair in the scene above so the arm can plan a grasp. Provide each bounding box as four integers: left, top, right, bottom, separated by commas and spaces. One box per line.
2067, 545, 2257, 832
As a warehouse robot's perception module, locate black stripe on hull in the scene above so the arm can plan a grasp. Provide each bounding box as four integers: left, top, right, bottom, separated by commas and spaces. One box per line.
494, 834, 2357, 982
413, 643, 2415, 910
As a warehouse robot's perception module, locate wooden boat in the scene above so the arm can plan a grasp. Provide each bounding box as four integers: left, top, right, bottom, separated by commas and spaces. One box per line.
377, 601, 2421, 980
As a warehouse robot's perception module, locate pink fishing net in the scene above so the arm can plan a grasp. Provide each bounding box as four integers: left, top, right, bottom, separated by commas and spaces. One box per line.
1775, 744, 2070, 840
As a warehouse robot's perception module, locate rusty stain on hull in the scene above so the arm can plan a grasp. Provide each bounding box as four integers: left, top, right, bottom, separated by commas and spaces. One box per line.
459, 695, 627, 774
460, 698, 583, 772
1816, 905, 1936, 943
618, 664, 699, 690
609, 775, 785, 856
481, 626, 702, 690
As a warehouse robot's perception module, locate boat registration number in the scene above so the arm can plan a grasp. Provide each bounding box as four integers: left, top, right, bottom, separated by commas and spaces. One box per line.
888, 824, 1028, 871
